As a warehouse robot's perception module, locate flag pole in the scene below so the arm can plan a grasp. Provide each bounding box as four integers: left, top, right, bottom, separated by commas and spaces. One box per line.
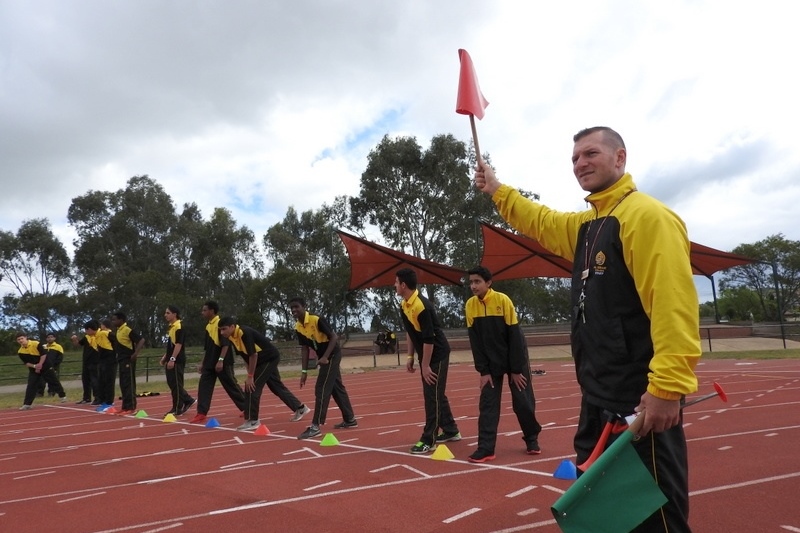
469, 114, 481, 162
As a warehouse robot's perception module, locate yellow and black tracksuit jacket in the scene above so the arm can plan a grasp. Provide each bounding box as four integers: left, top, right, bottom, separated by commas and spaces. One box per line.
113, 322, 142, 360
400, 289, 450, 365
493, 173, 700, 412
466, 289, 527, 376
95, 329, 116, 359
295, 312, 339, 357
225, 325, 279, 362
18, 340, 46, 365
166, 320, 186, 362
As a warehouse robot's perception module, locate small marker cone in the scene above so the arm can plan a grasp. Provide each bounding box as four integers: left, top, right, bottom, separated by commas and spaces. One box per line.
204, 417, 220, 428
320, 433, 340, 446
553, 459, 578, 480
163, 413, 177, 422
431, 444, 455, 461
254, 424, 270, 436
135, 410, 148, 418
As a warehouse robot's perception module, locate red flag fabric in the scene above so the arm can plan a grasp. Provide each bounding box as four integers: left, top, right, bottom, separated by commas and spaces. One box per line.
456, 49, 489, 119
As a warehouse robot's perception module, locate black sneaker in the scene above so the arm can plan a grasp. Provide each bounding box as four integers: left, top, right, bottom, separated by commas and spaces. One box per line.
298, 425, 321, 439
468, 449, 496, 463
435, 431, 462, 442
526, 440, 541, 455
163, 410, 177, 418
333, 419, 358, 429
90, 400, 102, 406
177, 398, 196, 416
75, 399, 91, 405
410, 441, 435, 454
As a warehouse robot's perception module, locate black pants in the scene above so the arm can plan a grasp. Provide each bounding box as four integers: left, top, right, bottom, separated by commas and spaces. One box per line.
243, 356, 302, 421
81, 357, 99, 402
37, 353, 62, 395
575, 398, 691, 533
118, 357, 137, 411
97, 355, 117, 405
311, 352, 355, 426
420, 356, 459, 446
165, 358, 194, 412
196, 358, 245, 415
476, 367, 542, 453
24, 366, 65, 405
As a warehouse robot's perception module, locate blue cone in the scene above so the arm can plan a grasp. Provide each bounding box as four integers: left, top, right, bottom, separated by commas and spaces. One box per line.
205, 417, 220, 428
554, 459, 578, 480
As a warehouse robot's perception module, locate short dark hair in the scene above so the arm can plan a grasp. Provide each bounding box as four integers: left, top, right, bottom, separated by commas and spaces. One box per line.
204, 300, 219, 314
112, 312, 127, 322
467, 265, 492, 282
288, 297, 306, 307
46, 332, 57, 338
219, 316, 236, 328
84, 319, 100, 331
396, 268, 417, 290
167, 305, 181, 319
101, 318, 112, 328
573, 126, 626, 150
14, 331, 27, 339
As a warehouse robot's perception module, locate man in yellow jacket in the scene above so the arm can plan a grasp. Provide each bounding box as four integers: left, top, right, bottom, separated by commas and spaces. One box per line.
475, 126, 701, 532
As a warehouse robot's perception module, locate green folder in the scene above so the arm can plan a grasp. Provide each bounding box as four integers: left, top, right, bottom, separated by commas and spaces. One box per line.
551, 419, 667, 533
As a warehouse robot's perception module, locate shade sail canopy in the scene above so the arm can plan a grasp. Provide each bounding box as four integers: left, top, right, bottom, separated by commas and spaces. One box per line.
337, 230, 466, 290
478, 222, 573, 279
689, 242, 755, 277
479, 222, 755, 279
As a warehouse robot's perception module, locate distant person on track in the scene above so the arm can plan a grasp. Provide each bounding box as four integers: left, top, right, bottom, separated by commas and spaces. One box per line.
474, 126, 701, 531
96, 319, 118, 406
395, 267, 460, 454
289, 297, 356, 439
110, 312, 145, 415
36, 332, 64, 397
464, 266, 542, 463
218, 316, 308, 431
190, 301, 246, 424
160, 305, 195, 417
71, 320, 101, 405
15, 332, 67, 409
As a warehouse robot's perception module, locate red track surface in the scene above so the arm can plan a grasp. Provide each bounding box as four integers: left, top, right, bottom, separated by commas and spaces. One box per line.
1, 358, 799, 532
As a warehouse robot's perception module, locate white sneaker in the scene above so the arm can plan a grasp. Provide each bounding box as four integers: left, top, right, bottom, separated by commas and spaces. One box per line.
19, 405, 33, 410
237, 420, 260, 431
290, 405, 311, 422
60, 396, 68, 403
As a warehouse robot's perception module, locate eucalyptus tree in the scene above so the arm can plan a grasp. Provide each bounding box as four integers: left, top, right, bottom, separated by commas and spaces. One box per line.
719, 234, 800, 321
0, 218, 74, 337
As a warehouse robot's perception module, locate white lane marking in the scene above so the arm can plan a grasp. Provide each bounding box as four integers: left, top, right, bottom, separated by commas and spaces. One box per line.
443, 507, 481, 523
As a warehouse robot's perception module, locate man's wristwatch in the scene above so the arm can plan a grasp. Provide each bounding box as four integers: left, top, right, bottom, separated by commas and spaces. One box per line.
169, 357, 176, 362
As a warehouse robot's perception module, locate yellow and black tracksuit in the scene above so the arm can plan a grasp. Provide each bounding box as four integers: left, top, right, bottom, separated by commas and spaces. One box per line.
112, 322, 142, 411
295, 311, 355, 426
78, 334, 100, 403
95, 329, 118, 405
165, 320, 194, 413
196, 315, 245, 416
37, 341, 65, 396
400, 289, 459, 447
18, 340, 65, 405
493, 173, 701, 531
466, 288, 542, 454
226, 325, 303, 421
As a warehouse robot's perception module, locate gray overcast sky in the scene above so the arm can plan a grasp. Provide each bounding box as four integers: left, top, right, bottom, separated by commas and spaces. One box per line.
2, 0, 798, 303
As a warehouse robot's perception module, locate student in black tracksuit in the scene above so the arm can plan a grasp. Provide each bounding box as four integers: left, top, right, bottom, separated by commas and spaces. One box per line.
395, 267, 460, 455
465, 266, 542, 463
37, 333, 64, 397
190, 301, 246, 424
160, 305, 195, 417
96, 319, 118, 406
218, 316, 306, 431
15, 333, 67, 409
290, 297, 355, 440
110, 312, 145, 414
71, 320, 101, 405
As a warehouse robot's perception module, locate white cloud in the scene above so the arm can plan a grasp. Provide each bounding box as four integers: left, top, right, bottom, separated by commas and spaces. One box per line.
1, 0, 798, 305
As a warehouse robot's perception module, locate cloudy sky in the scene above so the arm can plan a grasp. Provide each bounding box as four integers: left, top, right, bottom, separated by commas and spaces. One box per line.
2, 0, 797, 302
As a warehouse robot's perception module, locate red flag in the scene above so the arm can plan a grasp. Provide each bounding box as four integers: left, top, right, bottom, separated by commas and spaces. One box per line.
456, 49, 489, 120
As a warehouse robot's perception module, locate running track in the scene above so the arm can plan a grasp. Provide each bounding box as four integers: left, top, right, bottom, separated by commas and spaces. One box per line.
1, 358, 799, 532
